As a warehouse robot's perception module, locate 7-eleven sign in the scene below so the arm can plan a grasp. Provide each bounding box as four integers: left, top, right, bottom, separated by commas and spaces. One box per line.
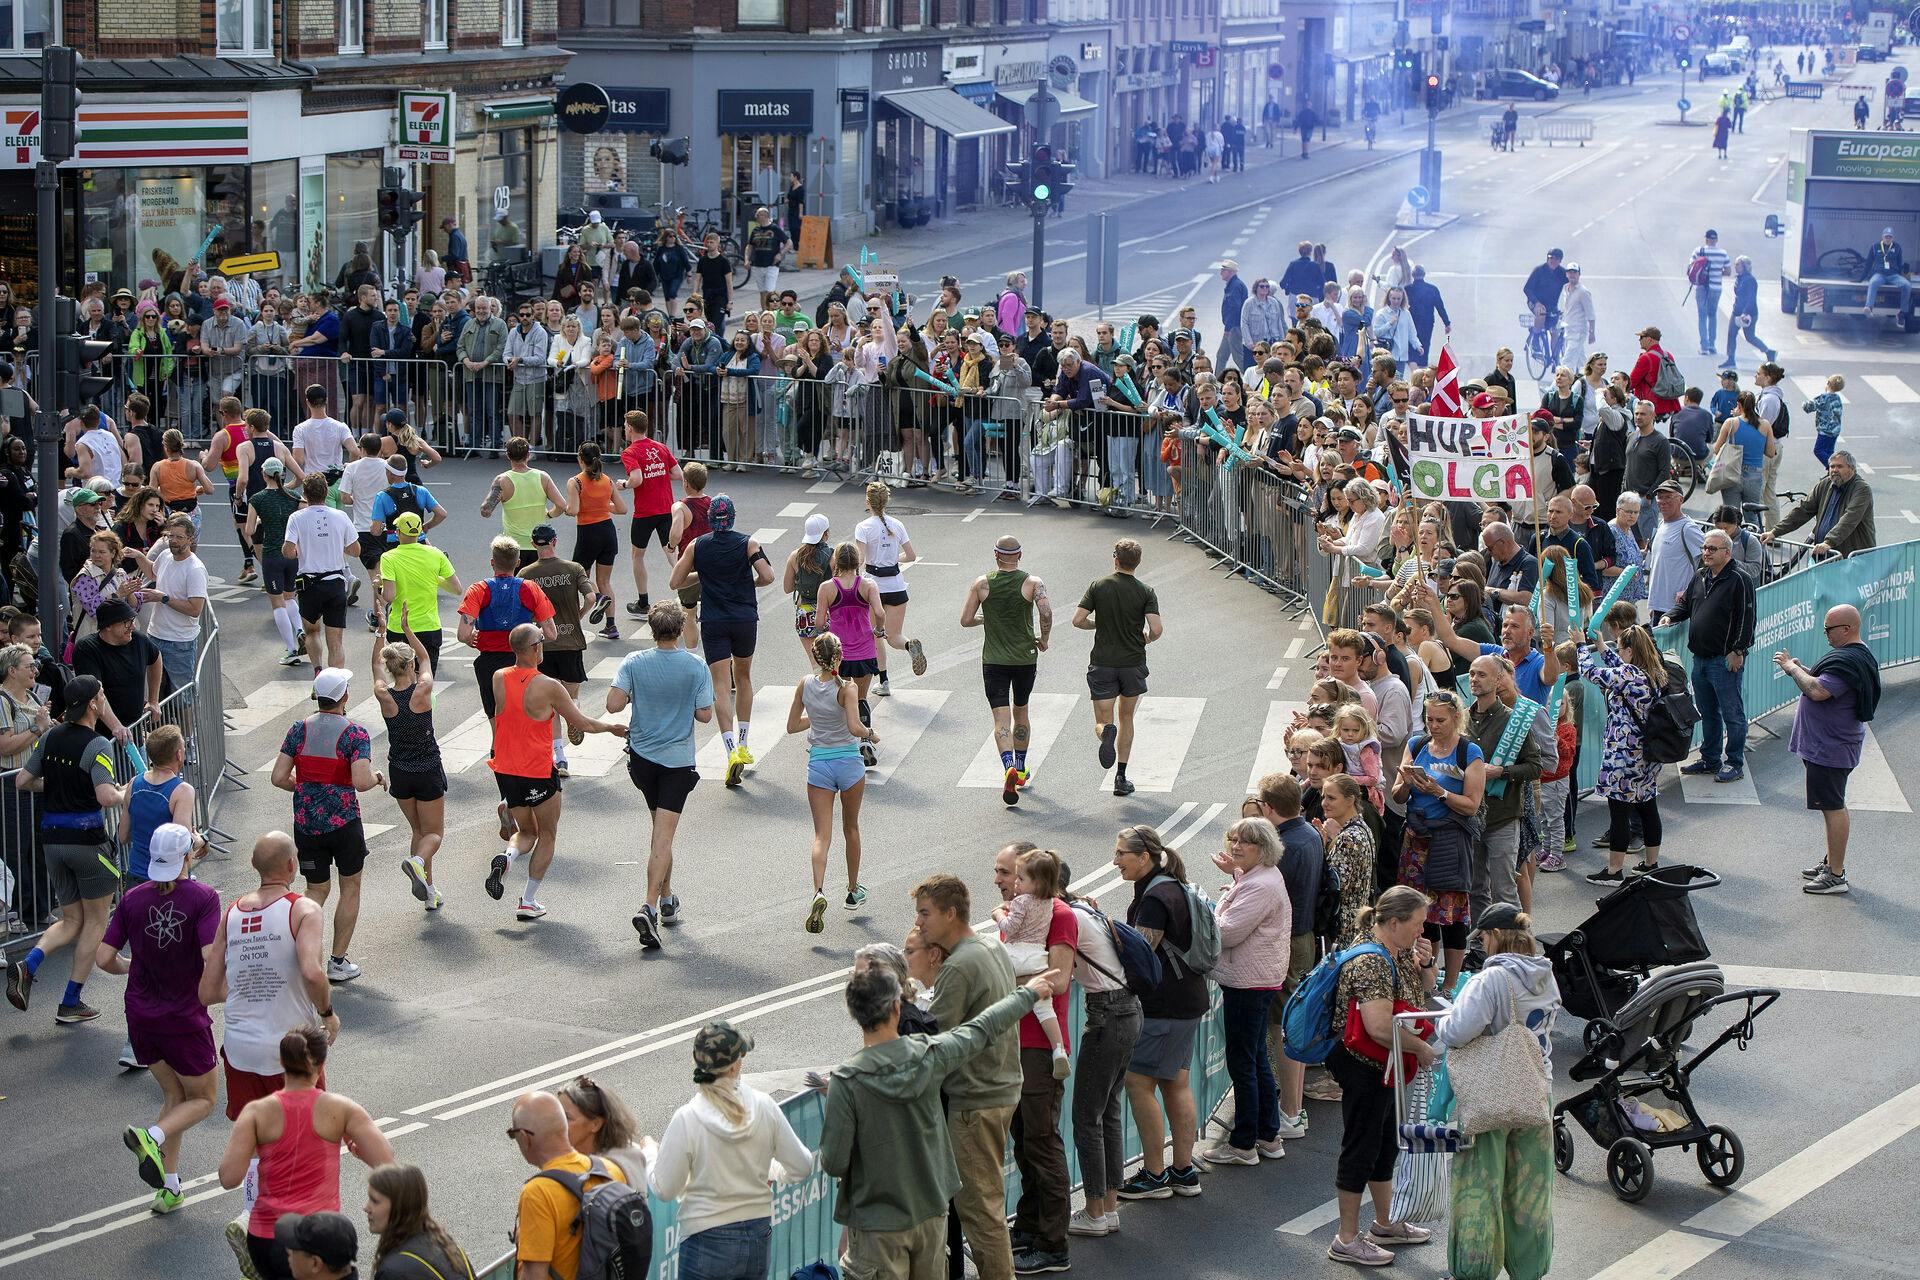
3, 108, 41, 166
399, 90, 454, 149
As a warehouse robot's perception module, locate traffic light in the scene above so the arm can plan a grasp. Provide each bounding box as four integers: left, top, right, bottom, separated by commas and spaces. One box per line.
378, 165, 425, 242
54, 297, 113, 411
649, 137, 690, 166
1425, 73, 1442, 113
1027, 143, 1054, 212
1678, 52, 1691, 70
41, 45, 79, 162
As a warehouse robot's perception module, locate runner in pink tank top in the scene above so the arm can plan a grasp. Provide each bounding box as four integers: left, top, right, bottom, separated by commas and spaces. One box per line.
814, 543, 886, 765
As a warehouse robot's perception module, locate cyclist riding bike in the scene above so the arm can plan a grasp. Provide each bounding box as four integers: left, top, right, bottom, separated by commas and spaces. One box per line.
1362, 98, 1380, 149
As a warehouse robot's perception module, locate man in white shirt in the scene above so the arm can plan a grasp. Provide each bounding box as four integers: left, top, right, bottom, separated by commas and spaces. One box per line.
1309, 281, 1343, 333
146, 514, 209, 694
283, 474, 361, 669
338, 433, 392, 631
290, 384, 354, 475
1557, 263, 1597, 383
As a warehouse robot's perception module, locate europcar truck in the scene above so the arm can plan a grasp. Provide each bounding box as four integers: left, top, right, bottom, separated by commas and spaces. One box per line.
1767, 129, 1920, 333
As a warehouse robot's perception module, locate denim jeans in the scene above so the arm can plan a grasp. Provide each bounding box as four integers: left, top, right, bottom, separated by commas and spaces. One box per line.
962, 417, 986, 483
679, 1217, 772, 1280
466, 379, 503, 451
1724, 313, 1770, 362
153, 637, 196, 696
1691, 653, 1747, 769
1864, 272, 1913, 313
1696, 287, 1722, 351
1221, 986, 1280, 1149
1072, 989, 1141, 1199
1105, 434, 1138, 505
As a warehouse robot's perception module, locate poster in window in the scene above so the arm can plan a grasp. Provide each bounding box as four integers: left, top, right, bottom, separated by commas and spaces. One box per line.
300, 170, 326, 293
587, 139, 627, 193
132, 175, 206, 293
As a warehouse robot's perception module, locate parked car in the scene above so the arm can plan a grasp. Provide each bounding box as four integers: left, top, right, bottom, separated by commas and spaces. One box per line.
1701, 52, 1737, 76
1857, 45, 1889, 62
1484, 68, 1561, 100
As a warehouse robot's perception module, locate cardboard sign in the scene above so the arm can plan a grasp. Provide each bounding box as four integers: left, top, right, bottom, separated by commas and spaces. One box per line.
218, 251, 282, 277
797, 215, 832, 270
1406, 412, 1534, 503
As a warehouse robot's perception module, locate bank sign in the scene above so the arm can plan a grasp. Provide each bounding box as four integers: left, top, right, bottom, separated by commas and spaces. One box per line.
1808, 132, 1920, 181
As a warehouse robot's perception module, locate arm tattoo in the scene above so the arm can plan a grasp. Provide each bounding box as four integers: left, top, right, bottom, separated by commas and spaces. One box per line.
480, 477, 504, 517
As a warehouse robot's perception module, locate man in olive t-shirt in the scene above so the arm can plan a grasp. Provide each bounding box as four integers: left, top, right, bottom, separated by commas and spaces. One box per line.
1072, 538, 1164, 796
519, 524, 593, 777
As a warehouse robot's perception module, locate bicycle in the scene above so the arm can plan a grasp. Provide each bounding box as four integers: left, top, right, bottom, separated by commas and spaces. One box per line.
672, 206, 750, 289
1519, 309, 1565, 383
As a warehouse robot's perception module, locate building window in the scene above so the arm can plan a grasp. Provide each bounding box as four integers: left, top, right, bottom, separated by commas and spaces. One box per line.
840, 0, 858, 26
582, 0, 643, 22
0, 0, 51, 51
216, 0, 272, 56
502, 0, 525, 46
338, 0, 363, 52
738, 0, 787, 22
424, 0, 448, 47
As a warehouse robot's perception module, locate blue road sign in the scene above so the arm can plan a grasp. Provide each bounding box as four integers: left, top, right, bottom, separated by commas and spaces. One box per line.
1407, 185, 1432, 210
1677, 97, 1692, 111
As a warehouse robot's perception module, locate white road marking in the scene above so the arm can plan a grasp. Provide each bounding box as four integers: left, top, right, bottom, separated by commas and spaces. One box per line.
225, 680, 313, 734
1904, 510, 1920, 524
863, 688, 951, 785
776, 501, 816, 518
959, 693, 1077, 787
361, 822, 396, 842
750, 526, 785, 545
1719, 965, 1920, 999
436, 711, 494, 774
1673, 761, 1759, 805
1844, 725, 1910, 813
588, 655, 625, 681
1276, 1197, 1343, 1236
962, 507, 988, 523
1790, 376, 1845, 404
1247, 702, 1295, 794
1864, 374, 1919, 403
805, 479, 842, 495
694, 720, 785, 776
1266, 666, 1291, 689
557, 725, 629, 778
1285, 636, 1309, 658
1098, 696, 1205, 793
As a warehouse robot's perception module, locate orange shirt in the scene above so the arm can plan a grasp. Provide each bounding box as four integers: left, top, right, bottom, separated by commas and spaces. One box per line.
575, 473, 613, 525
490, 665, 554, 780
152, 457, 200, 504
516, 1150, 627, 1279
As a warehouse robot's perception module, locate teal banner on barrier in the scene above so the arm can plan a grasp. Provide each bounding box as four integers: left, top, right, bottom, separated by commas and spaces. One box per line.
478, 987, 1235, 1280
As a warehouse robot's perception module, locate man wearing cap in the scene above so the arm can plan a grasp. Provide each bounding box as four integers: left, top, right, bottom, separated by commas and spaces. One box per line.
272, 667, 384, 982
274, 1211, 362, 1280
366, 448, 444, 551
95, 820, 220, 1213
201, 294, 251, 397
678, 316, 728, 458
670, 494, 773, 787
1689, 230, 1731, 355
961, 535, 1050, 805
1862, 227, 1911, 317
6, 676, 127, 1024
519, 525, 593, 779
338, 432, 392, 629
377, 511, 459, 674
1523, 249, 1567, 331
1627, 327, 1680, 419
1557, 262, 1595, 378
71, 596, 163, 739
1646, 481, 1706, 614
1216, 261, 1248, 370
442, 215, 471, 282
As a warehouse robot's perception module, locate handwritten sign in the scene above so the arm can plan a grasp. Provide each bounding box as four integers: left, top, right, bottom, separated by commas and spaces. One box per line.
1405, 412, 1534, 504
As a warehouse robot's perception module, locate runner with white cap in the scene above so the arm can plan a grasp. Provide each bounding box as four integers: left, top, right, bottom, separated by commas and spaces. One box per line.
782, 512, 835, 667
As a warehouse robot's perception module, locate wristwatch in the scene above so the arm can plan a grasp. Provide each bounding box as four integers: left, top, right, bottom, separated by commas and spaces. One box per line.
318, 1006, 335, 1018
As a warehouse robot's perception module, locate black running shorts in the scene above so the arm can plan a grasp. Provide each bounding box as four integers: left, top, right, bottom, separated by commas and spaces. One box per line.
982, 662, 1038, 709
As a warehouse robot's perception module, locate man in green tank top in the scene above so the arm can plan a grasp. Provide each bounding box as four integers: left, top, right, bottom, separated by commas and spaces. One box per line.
479, 435, 566, 569
960, 535, 1050, 808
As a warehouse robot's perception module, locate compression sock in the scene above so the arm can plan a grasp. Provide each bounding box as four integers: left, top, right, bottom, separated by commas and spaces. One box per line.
274, 606, 298, 650
522, 877, 542, 903
737, 721, 750, 746
1001, 749, 1016, 770
63, 980, 84, 1005
723, 730, 736, 751
1015, 749, 1028, 772
22, 947, 43, 976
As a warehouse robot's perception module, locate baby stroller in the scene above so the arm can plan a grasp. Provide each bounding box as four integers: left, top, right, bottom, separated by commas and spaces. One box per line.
1541, 864, 1719, 1027
1552, 962, 1778, 1202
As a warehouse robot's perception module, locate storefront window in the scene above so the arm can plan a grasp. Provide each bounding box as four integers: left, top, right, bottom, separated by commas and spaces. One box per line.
484, 128, 535, 260
216, 0, 272, 56
0, 0, 54, 52
252, 160, 299, 293
720, 135, 799, 233
325, 151, 380, 289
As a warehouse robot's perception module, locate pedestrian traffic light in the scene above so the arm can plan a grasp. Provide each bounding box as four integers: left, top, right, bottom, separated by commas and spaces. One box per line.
378, 165, 425, 242
1027, 143, 1055, 212
649, 137, 690, 166
54, 297, 113, 411
1425, 73, 1441, 113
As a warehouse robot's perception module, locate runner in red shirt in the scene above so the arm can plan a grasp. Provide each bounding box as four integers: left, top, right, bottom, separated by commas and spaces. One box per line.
616, 410, 684, 621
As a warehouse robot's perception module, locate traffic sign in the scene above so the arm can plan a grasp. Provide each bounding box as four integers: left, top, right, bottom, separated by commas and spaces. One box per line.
1677, 97, 1692, 111
1673, 22, 1690, 40
218, 251, 280, 277
1407, 185, 1431, 210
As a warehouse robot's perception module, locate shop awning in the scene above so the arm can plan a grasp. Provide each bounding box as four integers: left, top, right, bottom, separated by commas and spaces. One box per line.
480, 97, 555, 123
879, 86, 1016, 140
995, 87, 1098, 118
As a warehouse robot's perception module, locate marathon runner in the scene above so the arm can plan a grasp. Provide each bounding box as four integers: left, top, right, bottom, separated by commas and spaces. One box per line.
370, 612, 446, 911
788, 631, 878, 934
479, 436, 565, 570
1072, 538, 1164, 797
669, 494, 774, 787
243, 458, 306, 666
519, 525, 594, 778
816, 541, 887, 767
616, 409, 684, 622
337, 433, 392, 631
782, 513, 834, 667
854, 482, 929, 696
609, 602, 714, 951
374, 511, 459, 677
483, 623, 626, 922
564, 443, 628, 640
95, 822, 219, 1213
270, 667, 385, 983
665, 460, 713, 650
235, 405, 304, 563
960, 535, 1050, 807
283, 473, 361, 670
205, 397, 254, 581
458, 536, 557, 728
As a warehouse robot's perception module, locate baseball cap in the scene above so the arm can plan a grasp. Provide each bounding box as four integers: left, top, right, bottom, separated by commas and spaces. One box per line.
213, 297, 231, 310
707, 494, 737, 531
312, 667, 352, 702
1470, 391, 1500, 411
69, 487, 104, 506
1719, 368, 1738, 380
1474, 902, 1527, 934
587, 210, 603, 223
64, 675, 102, 709
530, 524, 558, 546
1884, 226, 1896, 237
1529, 407, 1556, 425
1563, 261, 1581, 272
95, 598, 136, 629
1547, 248, 1564, 259
393, 511, 423, 536
1704, 228, 1719, 239
441, 215, 456, 229
263, 457, 286, 477
1173, 328, 1194, 341
385, 455, 409, 475
803, 513, 829, 541
691, 1020, 755, 1084
688, 318, 707, 331
384, 408, 408, 427
1435, 557, 1460, 578
274, 1212, 358, 1271
1336, 427, 1363, 443
1654, 479, 1684, 496
146, 824, 194, 884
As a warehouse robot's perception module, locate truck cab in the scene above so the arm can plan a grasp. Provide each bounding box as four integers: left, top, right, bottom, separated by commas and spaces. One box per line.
1769, 128, 1920, 333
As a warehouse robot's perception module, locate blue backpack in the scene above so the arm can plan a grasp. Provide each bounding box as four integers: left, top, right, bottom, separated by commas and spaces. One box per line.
1070, 901, 1164, 995
1279, 941, 1392, 1065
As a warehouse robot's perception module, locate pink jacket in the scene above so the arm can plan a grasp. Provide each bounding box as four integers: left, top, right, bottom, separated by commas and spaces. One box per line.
1210, 863, 1294, 990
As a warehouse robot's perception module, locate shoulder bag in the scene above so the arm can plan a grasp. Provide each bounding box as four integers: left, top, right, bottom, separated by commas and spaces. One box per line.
1445, 970, 1550, 1134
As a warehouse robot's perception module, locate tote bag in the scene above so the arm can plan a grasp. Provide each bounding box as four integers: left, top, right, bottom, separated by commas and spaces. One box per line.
1446, 971, 1551, 1135
1704, 445, 1743, 495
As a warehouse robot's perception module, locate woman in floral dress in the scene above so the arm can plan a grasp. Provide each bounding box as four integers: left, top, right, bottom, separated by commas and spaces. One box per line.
1579, 624, 1667, 886
1318, 774, 1378, 948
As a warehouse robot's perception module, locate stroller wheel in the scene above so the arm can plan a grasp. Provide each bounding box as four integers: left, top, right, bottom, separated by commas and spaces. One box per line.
1697, 1125, 1745, 1187
1553, 1120, 1574, 1174
1607, 1137, 1655, 1203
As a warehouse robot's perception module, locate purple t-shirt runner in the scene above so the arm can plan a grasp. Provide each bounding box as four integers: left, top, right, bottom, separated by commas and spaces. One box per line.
102, 879, 221, 1032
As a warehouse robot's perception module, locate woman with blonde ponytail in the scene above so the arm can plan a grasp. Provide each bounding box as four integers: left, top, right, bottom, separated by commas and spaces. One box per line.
854, 481, 929, 696
649, 1022, 814, 1280
786, 629, 878, 933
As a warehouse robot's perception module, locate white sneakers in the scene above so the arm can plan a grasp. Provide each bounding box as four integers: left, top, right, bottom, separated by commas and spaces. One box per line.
325, 957, 361, 983
1065, 1208, 1119, 1237
1198, 1141, 1260, 1166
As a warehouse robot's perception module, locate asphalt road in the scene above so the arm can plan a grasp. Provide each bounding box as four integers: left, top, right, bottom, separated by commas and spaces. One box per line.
6, 64, 1920, 1280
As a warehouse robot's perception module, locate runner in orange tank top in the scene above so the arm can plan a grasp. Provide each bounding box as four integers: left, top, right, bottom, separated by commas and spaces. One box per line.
485, 622, 627, 921
565, 442, 629, 639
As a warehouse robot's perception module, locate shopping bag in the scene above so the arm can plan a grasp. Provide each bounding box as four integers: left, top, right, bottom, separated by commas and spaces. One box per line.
1704, 446, 1742, 495
1391, 1067, 1452, 1224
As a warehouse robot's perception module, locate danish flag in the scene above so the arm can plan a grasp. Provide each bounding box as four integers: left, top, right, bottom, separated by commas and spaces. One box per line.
239, 913, 262, 935
1430, 344, 1463, 418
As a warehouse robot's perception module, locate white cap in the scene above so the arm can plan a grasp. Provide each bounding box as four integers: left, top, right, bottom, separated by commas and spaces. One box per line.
312, 667, 352, 702
804, 513, 830, 542
587, 210, 602, 223
1564, 261, 1581, 272
146, 823, 194, 883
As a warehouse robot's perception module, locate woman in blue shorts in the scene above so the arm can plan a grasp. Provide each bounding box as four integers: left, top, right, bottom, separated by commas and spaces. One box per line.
786, 632, 879, 935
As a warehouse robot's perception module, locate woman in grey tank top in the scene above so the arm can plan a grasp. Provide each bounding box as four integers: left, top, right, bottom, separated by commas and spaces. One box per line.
371, 618, 446, 910
785, 632, 880, 934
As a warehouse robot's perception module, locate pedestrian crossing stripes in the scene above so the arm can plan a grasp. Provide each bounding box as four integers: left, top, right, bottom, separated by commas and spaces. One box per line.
1099, 696, 1205, 793
1790, 376, 1846, 405
1864, 375, 1920, 404
1247, 702, 1295, 796
959, 693, 1078, 788
863, 689, 950, 785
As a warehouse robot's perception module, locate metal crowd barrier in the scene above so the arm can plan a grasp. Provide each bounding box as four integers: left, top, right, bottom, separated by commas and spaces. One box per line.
1480, 113, 1538, 145
1537, 116, 1596, 146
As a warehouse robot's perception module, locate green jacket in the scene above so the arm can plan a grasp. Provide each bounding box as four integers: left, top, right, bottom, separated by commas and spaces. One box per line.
820, 988, 1037, 1231
126, 325, 174, 386
926, 934, 1021, 1111
1467, 696, 1541, 830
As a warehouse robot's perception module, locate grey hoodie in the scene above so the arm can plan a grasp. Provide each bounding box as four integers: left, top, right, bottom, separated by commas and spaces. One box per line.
1436, 952, 1561, 1073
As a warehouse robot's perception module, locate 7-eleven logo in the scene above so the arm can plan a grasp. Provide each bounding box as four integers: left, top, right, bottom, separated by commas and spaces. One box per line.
401, 93, 449, 146
4, 110, 39, 165
239, 913, 263, 935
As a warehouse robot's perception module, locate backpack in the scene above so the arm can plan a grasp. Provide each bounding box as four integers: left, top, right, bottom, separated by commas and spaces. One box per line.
1279, 941, 1392, 1064
1768, 397, 1791, 439
1145, 875, 1221, 978
1628, 655, 1698, 765
533, 1155, 652, 1280
1649, 349, 1687, 400
1070, 901, 1164, 995
383, 482, 424, 531
1686, 254, 1711, 287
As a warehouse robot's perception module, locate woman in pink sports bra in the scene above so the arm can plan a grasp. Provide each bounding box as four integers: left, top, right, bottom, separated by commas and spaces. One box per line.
220, 1026, 393, 1280
814, 542, 886, 764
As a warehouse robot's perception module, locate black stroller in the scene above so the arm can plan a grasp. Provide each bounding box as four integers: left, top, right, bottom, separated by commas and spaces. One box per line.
1542, 864, 1719, 1025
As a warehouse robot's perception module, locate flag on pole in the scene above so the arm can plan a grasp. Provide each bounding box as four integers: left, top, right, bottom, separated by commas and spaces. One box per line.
1430, 345, 1463, 418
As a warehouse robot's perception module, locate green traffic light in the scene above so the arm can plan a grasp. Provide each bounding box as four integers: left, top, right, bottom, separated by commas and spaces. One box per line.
1033, 184, 1050, 201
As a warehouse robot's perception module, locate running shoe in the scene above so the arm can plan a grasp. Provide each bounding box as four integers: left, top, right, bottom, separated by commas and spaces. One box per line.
55, 1000, 100, 1024
805, 894, 828, 934
738, 743, 755, 766
1113, 776, 1137, 797
149, 1188, 184, 1215
1098, 723, 1118, 769
516, 900, 547, 921
326, 958, 361, 983
119, 1041, 145, 1070
1198, 1141, 1258, 1167
1802, 858, 1830, 880
860, 741, 877, 767
402, 855, 430, 902
1067, 1209, 1116, 1237
659, 895, 681, 925
496, 801, 515, 841
725, 746, 747, 787
1327, 1235, 1394, 1267
568, 719, 585, 746
633, 904, 663, 949
602, 621, 619, 640
365, 609, 380, 633
279, 649, 306, 667
1627, 861, 1659, 878
554, 760, 571, 779
588, 594, 612, 626
873, 677, 890, 698
1367, 1221, 1433, 1247
1536, 850, 1567, 873
1804, 869, 1850, 895
1012, 1249, 1069, 1275
237, 564, 258, 585
226, 1219, 263, 1279
625, 600, 646, 618
1115, 1170, 1171, 1200
485, 854, 509, 901
125, 1125, 166, 1189
1166, 1165, 1202, 1196
5, 959, 29, 1011
426, 888, 444, 912
1563, 835, 1578, 853
1002, 765, 1020, 807
1256, 1136, 1288, 1159
844, 886, 868, 911
907, 638, 927, 676
347, 578, 361, 606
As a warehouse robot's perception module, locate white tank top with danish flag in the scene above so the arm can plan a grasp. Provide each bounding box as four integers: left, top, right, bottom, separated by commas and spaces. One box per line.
222, 893, 316, 1075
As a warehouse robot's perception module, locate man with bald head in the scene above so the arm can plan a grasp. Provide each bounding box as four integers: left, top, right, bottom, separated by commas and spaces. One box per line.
962, 536, 1051, 807
512, 1089, 629, 1280
1779, 604, 1880, 895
